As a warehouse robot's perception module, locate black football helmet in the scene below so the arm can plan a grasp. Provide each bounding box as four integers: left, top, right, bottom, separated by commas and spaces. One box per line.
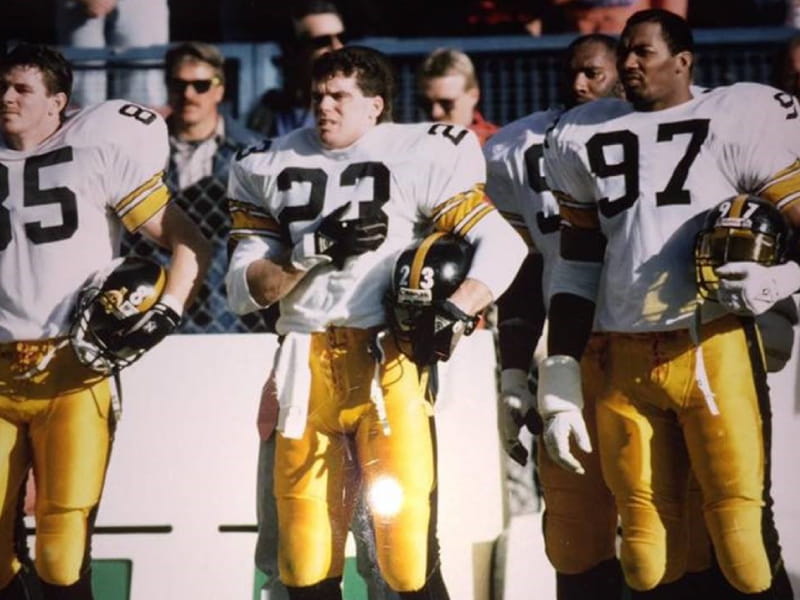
695, 195, 793, 301
70, 256, 167, 374
386, 231, 476, 366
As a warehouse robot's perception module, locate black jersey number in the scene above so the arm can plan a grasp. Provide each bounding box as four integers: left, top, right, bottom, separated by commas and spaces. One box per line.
524, 142, 561, 235
0, 146, 79, 251
276, 161, 390, 237
427, 124, 468, 146
586, 118, 709, 218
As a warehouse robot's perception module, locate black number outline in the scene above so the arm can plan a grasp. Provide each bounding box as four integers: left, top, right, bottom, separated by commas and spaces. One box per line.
0, 147, 79, 251
773, 92, 799, 120
427, 124, 468, 146
524, 142, 560, 235
655, 119, 709, 206
118, 103, 157, 125
587, 130, 640, 218
276, 161, 391, 235
276, 167, 328, 240
0, 163, 9, 250
586, 119, 711, 217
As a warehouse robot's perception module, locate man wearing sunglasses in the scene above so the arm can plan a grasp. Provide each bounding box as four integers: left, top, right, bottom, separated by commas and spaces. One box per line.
416, 48, 498, 146
124, 41, 265, 334
247, 0, 348, 137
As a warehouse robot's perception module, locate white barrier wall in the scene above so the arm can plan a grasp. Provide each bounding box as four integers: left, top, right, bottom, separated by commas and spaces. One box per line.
88, 330, 506, 600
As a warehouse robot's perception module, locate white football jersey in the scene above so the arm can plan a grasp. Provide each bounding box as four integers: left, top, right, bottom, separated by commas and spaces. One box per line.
484, 108, 563, 302
0, 100, 170, 341
544, 83, 800, 332
228, 122, 499, 334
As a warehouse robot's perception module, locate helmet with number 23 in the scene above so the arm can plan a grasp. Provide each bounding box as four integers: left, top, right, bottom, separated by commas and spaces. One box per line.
386, 232, 475, 366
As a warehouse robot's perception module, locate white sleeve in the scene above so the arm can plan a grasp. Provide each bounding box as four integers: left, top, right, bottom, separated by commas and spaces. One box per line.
465, 208, 528, 301
724, 84, 800, 200
225, 150, 286, 315
101, 101, 171, 232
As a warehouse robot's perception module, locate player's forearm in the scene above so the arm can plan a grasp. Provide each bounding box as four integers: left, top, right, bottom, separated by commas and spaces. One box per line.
447, 277, 493, 316
547, 293, 594, 360
245, 258, 307, 307
497, 252, 545, 370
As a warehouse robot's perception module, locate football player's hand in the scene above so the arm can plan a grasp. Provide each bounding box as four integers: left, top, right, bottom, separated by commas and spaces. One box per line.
431, 299, 479, 363
715, 261, 800, 316
121, 295, 182, 353
291, 203, 388, 270
257, 373, 279, 441
537, 355, 591, 475
498, 368, 534, 466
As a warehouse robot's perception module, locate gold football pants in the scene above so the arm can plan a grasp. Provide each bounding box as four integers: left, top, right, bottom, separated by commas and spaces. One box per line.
599, 314, 771, 593
275, 327, 440, 592
0, 339, 113, 589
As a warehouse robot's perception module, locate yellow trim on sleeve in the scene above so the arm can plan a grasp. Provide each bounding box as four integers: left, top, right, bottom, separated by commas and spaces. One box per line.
120, 184, 170, 232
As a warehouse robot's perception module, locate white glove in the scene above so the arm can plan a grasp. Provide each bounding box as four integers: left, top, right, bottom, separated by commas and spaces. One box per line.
716, 261, 800, 316
537, 355, 591, 475
498, 369, 534, 466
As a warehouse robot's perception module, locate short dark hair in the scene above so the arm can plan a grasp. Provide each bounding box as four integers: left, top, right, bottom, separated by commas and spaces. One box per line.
291, 0, 341, 22
311, 46, 395, 123
565, 33, 618, 62
0, 43, 73, 104
164, 41, 226, 85
623, 9, 694, 55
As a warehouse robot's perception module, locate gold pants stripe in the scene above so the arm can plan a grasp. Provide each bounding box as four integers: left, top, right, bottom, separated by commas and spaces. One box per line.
275, 328, 439, 592
0, 339, 113, 588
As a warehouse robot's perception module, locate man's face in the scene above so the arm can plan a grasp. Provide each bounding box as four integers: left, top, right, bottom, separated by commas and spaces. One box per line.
296, 12, 346, 61
618, 21, 688, 110
313, 72, 382, 149
0, 66, 65, 147
419, 73, 478, 127
167, 60, 224, 127
566, 42, 621, 106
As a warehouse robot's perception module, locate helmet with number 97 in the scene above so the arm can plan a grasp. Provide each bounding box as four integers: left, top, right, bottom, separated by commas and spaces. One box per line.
70, 256, 167, 375
695, 195, 793, 301
386, 232, 474, 365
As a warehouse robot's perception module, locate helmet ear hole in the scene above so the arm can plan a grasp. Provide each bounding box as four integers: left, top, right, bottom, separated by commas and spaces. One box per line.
695, 195, 792, 301
70, 256, 167, 374
386, 232, 474, 365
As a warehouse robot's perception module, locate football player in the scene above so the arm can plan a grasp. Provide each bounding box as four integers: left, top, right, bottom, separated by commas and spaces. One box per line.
541, 9, 798, 599
486, 33, 625, 600
225, 46, 526, 599
0, 44, 210, 599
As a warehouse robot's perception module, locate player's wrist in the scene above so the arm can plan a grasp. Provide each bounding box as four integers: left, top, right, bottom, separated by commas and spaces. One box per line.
158, 293, 183, 318
291, 234, 332, 271
537, 354, 583, 415
500, 368, 533, 410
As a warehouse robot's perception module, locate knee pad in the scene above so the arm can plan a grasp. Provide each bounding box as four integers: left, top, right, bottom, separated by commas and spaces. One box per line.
397, 566, 449, 600
705, 504, 771, 594
34, 509, 89, 586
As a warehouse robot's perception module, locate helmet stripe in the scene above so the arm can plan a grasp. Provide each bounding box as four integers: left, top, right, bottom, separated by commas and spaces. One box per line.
409, 231, 447, 289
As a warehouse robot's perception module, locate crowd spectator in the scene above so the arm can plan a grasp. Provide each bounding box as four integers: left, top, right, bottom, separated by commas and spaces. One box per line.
532, 0, 687, 34
772, 33, 800, 99
246, 0, 347, 137
54, 0, 169, 108
416, 48, 499, 145
124, 41, 268, 333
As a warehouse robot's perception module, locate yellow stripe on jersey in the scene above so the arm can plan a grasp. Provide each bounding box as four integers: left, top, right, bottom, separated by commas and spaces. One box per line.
228, 199, 282, 242
431, 183, 495, 236
758, 159, 800, 212
116, 178, 171, 232
555, 190, 600, 230
409, 231, 446, 289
